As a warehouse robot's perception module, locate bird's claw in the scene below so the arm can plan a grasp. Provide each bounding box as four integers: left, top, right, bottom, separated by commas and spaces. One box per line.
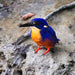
35, 46, 41, 53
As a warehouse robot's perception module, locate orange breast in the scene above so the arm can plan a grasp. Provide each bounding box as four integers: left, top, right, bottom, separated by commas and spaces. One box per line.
31, 27, 54, 48
31, 27, 41, 44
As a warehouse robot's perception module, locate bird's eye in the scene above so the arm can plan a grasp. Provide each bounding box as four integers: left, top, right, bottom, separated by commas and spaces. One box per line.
44, 25, 48, 28
33, 22, 36, 24
33, 21, 41, 25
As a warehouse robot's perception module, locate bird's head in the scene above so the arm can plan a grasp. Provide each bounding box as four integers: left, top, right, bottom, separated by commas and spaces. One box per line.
19, 18, 49, 29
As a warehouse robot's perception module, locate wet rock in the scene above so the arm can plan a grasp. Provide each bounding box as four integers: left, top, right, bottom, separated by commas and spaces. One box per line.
0, 0, 75, 75
0, 43, 31, 75
0, 8, 9, 19
0, 70, 2, 74
0, 3, 3, 8
0, 28, 3, 31
26, 67, 35, 75
70, 51, 75, 61
13, 69, 22, 75
0, 51, 6, 59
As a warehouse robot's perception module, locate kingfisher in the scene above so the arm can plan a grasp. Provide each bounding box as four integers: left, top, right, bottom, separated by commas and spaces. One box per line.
19, 18, 60, 55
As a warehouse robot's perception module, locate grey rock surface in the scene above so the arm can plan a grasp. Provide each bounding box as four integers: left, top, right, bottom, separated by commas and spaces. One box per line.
0, 0, 75, 75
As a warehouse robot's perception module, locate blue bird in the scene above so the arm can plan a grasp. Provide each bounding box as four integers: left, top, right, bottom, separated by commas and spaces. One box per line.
19, 18, 60, 55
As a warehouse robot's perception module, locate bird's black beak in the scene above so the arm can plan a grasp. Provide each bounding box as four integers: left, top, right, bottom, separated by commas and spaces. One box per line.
19, 23, 35, 27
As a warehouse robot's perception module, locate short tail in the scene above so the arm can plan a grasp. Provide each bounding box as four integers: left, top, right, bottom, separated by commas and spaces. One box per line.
56, 38, 60, 43
57, 39, 60, 41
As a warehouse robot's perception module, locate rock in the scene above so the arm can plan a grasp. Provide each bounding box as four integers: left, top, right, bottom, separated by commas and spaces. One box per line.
70, 51, 75, 62
0, 28, 3, 31
22, 13, 35, 20
0, 4, 3, 8
0, 43, 31, 75
0, 0, 75, 75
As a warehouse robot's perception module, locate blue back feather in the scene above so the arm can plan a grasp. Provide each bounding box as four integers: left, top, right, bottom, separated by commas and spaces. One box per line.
40, 26, 59, 43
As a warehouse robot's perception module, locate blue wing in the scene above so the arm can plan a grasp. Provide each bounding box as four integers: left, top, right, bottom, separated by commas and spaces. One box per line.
40, 26, 60, 43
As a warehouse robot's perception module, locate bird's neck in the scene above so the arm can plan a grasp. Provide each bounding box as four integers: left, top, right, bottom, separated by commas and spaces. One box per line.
31, 27, 41, 32
31, 27, 41, 38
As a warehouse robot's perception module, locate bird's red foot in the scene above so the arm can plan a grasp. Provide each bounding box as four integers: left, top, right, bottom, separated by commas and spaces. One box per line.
35, 46, 41, 53
43, 48, 50, 55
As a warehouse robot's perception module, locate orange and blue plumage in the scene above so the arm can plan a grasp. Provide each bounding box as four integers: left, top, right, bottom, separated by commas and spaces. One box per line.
19, 18, 60, 55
